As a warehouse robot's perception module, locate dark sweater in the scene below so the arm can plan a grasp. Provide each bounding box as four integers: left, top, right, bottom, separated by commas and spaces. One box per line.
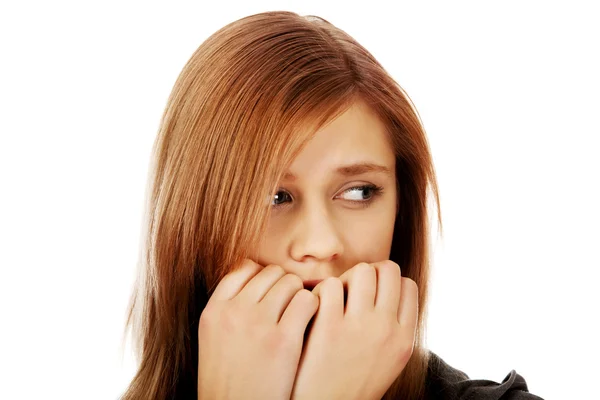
424, 351, 544, 399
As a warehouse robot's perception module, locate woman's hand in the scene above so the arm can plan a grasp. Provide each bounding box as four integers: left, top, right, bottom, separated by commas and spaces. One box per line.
291, 260, 418, 400
197, 259, 319, 400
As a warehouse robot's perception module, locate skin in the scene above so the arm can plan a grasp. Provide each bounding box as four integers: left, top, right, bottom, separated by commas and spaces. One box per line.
197, 100, 418, 400
256, 99, 398, 277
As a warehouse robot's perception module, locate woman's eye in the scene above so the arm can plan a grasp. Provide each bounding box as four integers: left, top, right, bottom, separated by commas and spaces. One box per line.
270, 185, 383, 208
339, 185, 383, 202
271, 190, 292, 206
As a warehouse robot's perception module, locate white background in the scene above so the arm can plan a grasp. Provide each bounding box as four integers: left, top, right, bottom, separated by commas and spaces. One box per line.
1, 1, 598, 399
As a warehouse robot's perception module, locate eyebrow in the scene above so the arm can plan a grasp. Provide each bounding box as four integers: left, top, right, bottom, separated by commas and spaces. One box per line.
282, 162, 393, 181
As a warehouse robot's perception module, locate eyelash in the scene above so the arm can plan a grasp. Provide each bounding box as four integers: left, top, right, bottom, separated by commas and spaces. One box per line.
271, 184, 384, 210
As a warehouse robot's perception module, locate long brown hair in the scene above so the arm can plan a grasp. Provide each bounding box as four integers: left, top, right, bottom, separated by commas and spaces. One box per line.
120, 10, 442, 400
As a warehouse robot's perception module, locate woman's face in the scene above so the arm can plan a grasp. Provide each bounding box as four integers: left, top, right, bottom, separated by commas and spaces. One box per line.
256, 100, 398, 283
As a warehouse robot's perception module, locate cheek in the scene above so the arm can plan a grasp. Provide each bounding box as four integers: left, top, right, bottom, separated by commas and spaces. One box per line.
345, 216, 395, 260
255, 221, 288, 265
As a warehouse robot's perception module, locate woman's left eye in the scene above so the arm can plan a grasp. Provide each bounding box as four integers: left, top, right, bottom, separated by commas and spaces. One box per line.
340, 185, 383, 202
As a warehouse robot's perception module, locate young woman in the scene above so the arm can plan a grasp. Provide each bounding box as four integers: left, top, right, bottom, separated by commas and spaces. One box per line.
120, 11, 542, 400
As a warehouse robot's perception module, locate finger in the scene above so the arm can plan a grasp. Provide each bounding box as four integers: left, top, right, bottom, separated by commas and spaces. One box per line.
337, 263, 376, 315
237, 264, 287, 303
260, 273, 304, 322
373, 260, 401, 316
397, 277, 419, 335
279, 289, 319, 334
210, 259, 263, 301
311, 277, 344, 321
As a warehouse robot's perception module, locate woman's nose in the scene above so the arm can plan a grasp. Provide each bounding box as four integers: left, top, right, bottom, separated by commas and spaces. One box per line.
288, 201, 344, 263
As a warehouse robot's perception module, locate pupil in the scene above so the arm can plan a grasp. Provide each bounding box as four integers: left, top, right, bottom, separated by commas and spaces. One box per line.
361, 187, 372, 199
274, 191, 287, 205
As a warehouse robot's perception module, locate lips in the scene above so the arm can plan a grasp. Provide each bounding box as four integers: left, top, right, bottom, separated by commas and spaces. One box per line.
302, 279, 324, 290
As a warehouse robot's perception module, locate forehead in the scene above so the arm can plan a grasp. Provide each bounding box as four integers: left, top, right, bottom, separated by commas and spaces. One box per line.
285, 101, 395, 180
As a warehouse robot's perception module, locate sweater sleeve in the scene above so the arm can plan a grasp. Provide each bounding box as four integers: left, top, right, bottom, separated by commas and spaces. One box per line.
424, 351, 544, 400
453, 369, 544, 400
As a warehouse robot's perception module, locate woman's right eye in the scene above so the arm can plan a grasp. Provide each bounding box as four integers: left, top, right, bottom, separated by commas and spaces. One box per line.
272, 190, 292, 207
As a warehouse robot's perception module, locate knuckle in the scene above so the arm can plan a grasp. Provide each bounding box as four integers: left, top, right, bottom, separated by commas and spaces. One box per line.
221, 304, 246, 332
219, 311, 238, 333
295, 288, 317, 305
349, 263, 374, 281
322, 276, 342, 291
382, 260, 401, 274
369, 317, 396, 345
224, 258, 260, 279
403, 277, 418, 292
381, 320, 398, 343
354, 262, 373, 272
240, 258, 257, 268
237, 258, 260, 272
198, 304, 216, 331
200, 302, 242, 335
264, 264, 285, 275
277, 322, 298, 340
282, 273, 303, 289
230, 306, 267, 336
380, 260, 399, 273
277, 322, 296, 340
265, 329, 297, 355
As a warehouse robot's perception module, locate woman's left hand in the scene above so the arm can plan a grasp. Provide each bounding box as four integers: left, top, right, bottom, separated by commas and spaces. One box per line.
290, 260, 418, 400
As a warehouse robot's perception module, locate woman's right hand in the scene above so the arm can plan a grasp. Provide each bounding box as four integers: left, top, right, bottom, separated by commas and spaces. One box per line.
197, 259, 319, 400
